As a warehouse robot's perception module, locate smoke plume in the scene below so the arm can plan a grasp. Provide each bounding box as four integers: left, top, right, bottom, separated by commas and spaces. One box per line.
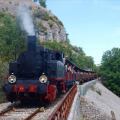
16, 3, 35, 35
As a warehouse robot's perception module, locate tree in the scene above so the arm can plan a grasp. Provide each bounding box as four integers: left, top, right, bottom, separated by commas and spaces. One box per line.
66, 33, 69, 40
0, 13, 27, 63
39, 0, 47, 8
100, 48, 120, 97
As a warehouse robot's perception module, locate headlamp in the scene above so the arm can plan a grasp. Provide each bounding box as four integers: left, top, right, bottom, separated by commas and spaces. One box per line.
39, 75, 47, 83
8, 75, 16, 83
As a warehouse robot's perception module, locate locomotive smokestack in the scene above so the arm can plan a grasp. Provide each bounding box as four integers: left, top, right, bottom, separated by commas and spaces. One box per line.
27, 36, 36, 51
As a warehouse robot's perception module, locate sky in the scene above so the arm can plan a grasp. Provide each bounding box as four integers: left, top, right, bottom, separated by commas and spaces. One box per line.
33, 0, 120, 64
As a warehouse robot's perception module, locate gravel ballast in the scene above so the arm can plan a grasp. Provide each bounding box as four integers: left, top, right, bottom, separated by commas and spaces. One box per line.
83, 82, 120, 120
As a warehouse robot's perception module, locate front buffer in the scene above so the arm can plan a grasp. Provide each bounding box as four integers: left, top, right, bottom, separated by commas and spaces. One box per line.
3, 83, 56, 103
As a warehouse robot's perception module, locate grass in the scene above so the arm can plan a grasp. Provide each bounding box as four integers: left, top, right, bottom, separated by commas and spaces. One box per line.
96, 90, 101, 95
90, 85, 102, 95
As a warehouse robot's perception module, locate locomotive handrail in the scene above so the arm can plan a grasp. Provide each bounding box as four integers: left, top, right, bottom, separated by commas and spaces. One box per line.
47, 84, 77, 120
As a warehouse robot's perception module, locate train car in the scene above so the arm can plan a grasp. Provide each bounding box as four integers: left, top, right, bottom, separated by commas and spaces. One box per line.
3, 35, 97, 103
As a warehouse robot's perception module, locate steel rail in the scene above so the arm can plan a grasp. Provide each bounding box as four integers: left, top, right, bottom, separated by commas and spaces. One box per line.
47, 84, 77, 120
24, 107, 44, 120
0, 107, 15, 116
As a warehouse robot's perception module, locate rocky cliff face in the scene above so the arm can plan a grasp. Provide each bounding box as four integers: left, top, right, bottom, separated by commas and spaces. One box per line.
0, 0, 66, 42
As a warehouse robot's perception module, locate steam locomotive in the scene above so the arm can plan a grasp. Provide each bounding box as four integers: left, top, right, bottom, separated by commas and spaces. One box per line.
3, 36, 97, 103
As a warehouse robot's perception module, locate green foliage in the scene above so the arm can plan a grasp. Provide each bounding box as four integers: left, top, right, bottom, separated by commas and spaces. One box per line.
58, 20, 64, 26
0, 12, 27, 63
39, 40, 95, 70
0, 11, 4, 18
93, 65, 101, 77
73, 46, 84, 53
40, 26, 47, 32
33, 9, 64, 30
52, 34, 55, 39
56, 23, 61, 30
0, 12, 28, 103
49, 16, 55, 22
96, 90, 101, 95
33, 10, 49, 21
39, 0, 47, 8
100, 48, 120, 97
48, 21, 54, 27
0, 91, 5, 103
0, 61, 9, 103
54, 16, 58, 20
66, 33, 69, 41
33, 20, 47, 33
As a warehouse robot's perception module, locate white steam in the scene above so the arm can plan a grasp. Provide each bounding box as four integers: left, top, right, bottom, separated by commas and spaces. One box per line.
16, 3, 35, 35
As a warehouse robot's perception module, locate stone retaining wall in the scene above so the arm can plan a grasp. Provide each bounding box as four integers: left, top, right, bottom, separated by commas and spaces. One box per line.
80, 78, 99, 95
67, 78, 99, 120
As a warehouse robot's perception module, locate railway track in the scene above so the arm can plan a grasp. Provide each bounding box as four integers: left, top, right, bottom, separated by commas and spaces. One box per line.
0, 92, 68, 120
0, 103, 44, 120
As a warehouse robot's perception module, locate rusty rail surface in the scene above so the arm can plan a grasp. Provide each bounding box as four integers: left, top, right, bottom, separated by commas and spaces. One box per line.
24, 107, 44, 120
24, 109, 40, 120
47, 84, 77, 120
0, 107, 15, 116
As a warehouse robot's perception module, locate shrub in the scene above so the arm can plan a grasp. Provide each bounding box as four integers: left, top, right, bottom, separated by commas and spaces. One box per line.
39, 0, 47, 8
44, 13, 49, 21
34, 21, 47, 33
54, 16, 58, 20
52, 33, 55, 39
43, 26, 47, 31
40, 26, 47, 32
0, 12, 4, 18
33, 10, 49, 21
49, 16, 55, 22
48, 21, 54, 27
57, 23, 61, 30
58, 20, 64, 26
6, 7, 8, 11
96, 90, 101, 95
38, 22, 43, 27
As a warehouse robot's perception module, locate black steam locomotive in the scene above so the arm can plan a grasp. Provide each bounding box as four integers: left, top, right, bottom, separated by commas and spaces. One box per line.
3, 36, 97, 103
